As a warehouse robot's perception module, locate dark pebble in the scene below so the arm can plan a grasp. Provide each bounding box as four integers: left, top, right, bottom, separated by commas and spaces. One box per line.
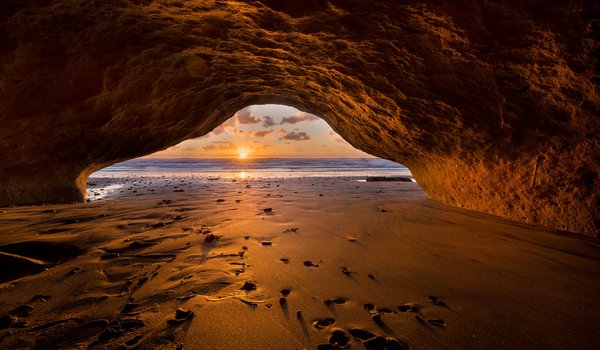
240, 281, 257, 291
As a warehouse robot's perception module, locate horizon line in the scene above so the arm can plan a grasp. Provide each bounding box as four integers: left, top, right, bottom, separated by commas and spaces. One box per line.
141, 156, 379, 160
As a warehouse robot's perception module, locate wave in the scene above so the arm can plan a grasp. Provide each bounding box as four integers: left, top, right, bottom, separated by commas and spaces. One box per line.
91, 158, 411, 178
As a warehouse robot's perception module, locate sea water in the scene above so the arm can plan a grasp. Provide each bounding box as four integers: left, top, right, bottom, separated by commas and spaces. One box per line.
90, 158, 411, 180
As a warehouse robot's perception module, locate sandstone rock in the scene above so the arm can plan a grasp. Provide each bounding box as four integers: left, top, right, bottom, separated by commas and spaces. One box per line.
0, 1, 597, 236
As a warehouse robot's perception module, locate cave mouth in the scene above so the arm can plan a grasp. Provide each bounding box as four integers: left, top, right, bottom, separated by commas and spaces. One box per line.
87, 104, 414, 200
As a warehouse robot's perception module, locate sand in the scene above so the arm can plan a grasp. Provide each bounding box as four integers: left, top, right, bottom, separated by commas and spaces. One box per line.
0, 176, 599, 350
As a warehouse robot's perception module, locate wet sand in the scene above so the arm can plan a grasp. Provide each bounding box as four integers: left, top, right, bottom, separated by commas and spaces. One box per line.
1, 176, 599, 349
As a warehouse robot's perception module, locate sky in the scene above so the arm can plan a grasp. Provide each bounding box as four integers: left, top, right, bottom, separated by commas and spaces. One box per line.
147, 104, 373, 158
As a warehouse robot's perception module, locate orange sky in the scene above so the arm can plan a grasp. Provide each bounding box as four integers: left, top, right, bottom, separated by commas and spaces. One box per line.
147, 105, 373, 158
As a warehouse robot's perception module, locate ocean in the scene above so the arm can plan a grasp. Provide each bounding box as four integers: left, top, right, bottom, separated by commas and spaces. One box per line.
90, 158, 411, 180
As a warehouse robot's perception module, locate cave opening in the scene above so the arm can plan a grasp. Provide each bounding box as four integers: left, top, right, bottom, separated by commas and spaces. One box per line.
86, 104, 414, 200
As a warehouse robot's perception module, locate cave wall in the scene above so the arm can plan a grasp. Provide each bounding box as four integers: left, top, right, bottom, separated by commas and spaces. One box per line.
0, 0, 598, 236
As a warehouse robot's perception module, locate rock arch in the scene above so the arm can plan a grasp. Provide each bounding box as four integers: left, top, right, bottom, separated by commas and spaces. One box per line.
0, 0, 598, 236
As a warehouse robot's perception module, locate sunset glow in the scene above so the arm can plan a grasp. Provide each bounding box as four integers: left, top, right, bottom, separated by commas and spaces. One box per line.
147, 105, 373, 159
237, 146, 250, 159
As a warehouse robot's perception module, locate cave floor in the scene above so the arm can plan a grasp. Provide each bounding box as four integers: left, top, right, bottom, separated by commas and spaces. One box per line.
0, 177, 599, 349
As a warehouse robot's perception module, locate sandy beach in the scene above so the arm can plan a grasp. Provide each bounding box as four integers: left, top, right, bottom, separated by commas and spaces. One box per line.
1, 176, 599, 349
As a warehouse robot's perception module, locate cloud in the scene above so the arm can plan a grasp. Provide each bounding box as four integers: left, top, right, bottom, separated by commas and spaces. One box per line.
282, 131, 311, 141
235, 108, 260, 124
262, 116, 276, 127
250, 142, 271, 148
224, 127, 244, 136
280, 112, 318, 125
202, 142, 235, 151
250, 130, 273, 137
211, 117, 236, 135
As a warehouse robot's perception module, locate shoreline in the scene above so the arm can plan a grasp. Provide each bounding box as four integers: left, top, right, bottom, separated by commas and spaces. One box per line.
1, 177, 599, 349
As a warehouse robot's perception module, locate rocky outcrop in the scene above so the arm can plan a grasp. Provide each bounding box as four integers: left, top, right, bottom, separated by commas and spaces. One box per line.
0, 1, 598, 236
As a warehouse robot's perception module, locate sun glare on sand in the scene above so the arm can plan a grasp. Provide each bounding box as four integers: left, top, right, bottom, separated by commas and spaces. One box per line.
237, 146, 250, 159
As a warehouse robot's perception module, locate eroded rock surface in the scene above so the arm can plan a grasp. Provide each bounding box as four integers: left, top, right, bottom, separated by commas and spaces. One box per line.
0, 1, 598, 236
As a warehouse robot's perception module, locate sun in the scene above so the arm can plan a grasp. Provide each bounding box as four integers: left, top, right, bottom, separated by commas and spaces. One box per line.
237, 147, 250, 159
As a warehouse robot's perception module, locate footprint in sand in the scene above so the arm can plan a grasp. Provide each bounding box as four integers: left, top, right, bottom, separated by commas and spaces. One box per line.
414, 314, 430, 325
377, 307, 396, 314
349, 327, 377, 341
364, 303, 376, 313
29, 295, 51, 303
363, 336, 408, 350
312, 317, 336, 329
428, 295, 446, 306
397, 303, 419, 313
303, 260, 319, 268
340, 266, 355, 276
328, 328, 350, 348
324, 297, 347, 305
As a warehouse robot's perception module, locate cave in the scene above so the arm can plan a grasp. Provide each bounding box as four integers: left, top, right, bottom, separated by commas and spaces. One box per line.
0, 0, 598, 236
1, 2, 600, 348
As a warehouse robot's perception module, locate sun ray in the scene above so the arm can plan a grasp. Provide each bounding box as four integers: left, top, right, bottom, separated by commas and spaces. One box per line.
237, 146, 250, 159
